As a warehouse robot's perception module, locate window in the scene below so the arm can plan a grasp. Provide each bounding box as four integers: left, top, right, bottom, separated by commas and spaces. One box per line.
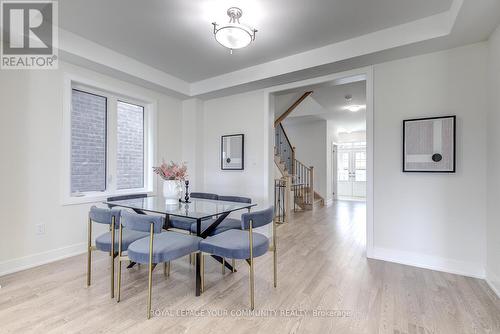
66, 83, 153, 202
71, 90, 107, 194
116, 101, 144, 190
354, 151, 366, 182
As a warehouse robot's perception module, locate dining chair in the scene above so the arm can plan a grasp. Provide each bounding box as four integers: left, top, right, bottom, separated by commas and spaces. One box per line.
189, 196, 252, 235
106, 194, 149, 269
167, 192, 219, 265
106, 193, 148, 202
191, 195, 252, 273
116, 211, 201, 319
199, 206, 277, 309
87, 206, 150, 298
168, 192, 219, 231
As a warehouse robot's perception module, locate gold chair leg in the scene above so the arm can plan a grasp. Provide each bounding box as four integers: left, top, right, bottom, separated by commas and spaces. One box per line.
273, 219, 277, 288
249, 259, 254, 310
147, 262, 153, 319
147, 223, 154, 320
117, 259, 122, 302
189, 232, 194, 265
110, 217, 115, 298
163, 262, 170, 277
249, 219, 255, 310
231, 259, 236, 273
87, 218, 92, 287
117, 222, 123, 303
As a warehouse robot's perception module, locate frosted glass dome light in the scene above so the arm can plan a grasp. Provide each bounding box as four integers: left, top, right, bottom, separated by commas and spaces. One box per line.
212, 7, 257, 54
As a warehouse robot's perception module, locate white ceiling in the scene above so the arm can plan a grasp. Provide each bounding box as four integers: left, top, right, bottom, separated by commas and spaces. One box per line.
59, 0, 453, 82
280, 81, 367, 134
57, 0, 500, 98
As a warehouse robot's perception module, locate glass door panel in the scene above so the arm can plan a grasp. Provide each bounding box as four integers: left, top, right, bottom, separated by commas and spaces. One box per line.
337, 144, 366, 199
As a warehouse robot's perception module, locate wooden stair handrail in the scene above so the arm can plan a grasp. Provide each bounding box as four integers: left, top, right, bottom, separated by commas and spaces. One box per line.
273, 91, 318, 211
274, 91, 313, 127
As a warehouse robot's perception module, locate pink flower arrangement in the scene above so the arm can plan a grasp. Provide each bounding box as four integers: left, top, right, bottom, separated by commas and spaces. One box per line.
153, 161, 188, 181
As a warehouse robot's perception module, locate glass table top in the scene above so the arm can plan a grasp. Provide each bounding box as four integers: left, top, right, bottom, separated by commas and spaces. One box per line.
103, 196, 256, 220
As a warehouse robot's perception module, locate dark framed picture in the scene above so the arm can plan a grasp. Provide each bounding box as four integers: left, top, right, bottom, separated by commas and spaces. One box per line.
221, 134, 244, 170
403, 115, 456, 173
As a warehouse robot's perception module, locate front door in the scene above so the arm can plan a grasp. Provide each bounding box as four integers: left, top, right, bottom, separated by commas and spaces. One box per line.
337, 144, 366, 199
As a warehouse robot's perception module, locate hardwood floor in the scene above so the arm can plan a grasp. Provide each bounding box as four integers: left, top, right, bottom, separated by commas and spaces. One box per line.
1, 201, 499, 333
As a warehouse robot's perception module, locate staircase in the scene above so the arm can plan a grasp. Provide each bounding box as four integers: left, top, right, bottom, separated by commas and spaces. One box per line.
274, 91, 325, 212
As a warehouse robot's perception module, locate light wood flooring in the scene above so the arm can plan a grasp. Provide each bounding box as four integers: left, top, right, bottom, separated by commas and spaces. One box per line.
1, 201, 500, 333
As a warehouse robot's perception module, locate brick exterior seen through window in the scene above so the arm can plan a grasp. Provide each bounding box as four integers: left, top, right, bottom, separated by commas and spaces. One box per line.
70, 90, 107, 193
116, 101, 144, 190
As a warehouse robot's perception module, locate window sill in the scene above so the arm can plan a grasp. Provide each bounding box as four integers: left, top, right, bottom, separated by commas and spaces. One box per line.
61, 189, 155, 206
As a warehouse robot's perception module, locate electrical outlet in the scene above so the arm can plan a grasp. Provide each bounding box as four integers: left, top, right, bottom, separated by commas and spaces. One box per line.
36, 224, 46, 235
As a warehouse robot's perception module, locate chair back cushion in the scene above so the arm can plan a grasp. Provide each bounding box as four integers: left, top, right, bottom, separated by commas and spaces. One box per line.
218, 195, 251, 204
121, 211, 163, 233
241, 206, 274, 229
89, 206, 121, 227
107, 193, 147, 202
190, 192, 219, 200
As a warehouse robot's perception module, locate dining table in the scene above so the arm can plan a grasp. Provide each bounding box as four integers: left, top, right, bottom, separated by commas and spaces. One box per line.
103, 196, 256, 296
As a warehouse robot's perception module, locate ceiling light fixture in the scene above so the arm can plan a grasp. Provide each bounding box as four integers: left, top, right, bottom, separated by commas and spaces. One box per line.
343, 105, 366, 112
343, 94, 365, 112
212, 7, 257, 54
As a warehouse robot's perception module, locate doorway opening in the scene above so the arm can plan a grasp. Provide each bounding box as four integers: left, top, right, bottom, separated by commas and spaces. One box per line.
266, 67, 374, 257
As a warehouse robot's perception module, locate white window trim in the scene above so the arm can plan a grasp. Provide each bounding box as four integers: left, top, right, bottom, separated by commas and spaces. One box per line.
61, 75, 157, 206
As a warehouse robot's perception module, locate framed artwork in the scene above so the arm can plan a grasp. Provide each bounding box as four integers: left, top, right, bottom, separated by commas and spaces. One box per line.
403, 116, 456, 173
221, 134, 244, 170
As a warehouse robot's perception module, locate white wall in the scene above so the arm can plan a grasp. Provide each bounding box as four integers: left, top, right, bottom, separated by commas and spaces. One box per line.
180, 90, 273, 236
201, 90, 271, 208
282, 120, 328, 200
182, 98, 205, 191
0, 61, 183, 275
372, 43, 488, 277
487, 25, 500, 294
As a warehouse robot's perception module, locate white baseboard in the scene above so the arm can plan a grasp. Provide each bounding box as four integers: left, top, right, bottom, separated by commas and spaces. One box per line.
0, 242, 87, 277
486, 272, 500, 298
371, 247, 485, 279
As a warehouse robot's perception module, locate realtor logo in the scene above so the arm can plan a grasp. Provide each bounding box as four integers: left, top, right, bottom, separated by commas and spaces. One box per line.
1, 0, 58, 69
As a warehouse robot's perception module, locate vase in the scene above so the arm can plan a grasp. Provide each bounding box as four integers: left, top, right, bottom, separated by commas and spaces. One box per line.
163, 180, 182, 204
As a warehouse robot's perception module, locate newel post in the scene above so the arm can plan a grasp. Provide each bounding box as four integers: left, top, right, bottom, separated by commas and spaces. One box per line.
309, 166, 314, 204
285, 175, 293, 222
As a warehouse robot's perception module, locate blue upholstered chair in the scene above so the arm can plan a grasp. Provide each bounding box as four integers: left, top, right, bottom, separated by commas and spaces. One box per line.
191, 196, 252, 273
190, 192, 219, 200
116, 211, 201, 319
188, 196, 252, 236
218, 195, 252, 204
199, 207, 277, 309
106, 193, 148, 203
87, 206, 150, 298
168, 192, 219, 231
